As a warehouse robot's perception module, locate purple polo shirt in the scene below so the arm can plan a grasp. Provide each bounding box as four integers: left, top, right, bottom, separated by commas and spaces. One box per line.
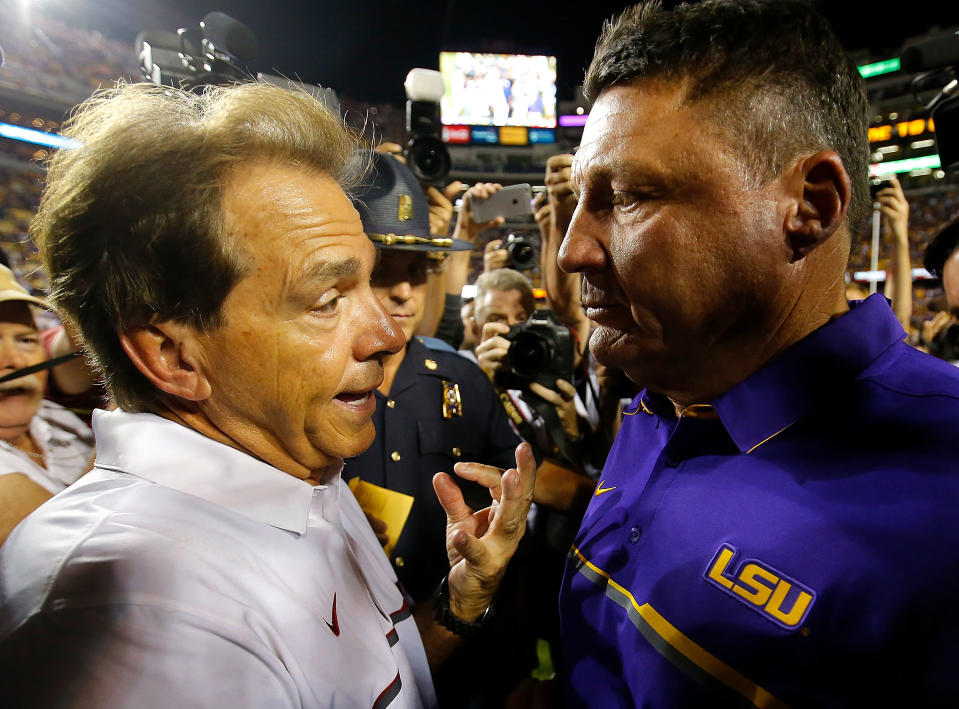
560, 295, 959, 708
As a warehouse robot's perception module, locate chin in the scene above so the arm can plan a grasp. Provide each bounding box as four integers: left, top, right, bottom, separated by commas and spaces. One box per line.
328, 422, 377, 461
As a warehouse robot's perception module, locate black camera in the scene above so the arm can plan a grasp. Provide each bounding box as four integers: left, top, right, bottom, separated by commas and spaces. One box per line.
404, 69, 451, 184
495, 309, 574, 391
504, 233, 536, 270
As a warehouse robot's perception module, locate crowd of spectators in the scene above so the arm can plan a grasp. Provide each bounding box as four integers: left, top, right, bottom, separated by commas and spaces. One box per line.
0, 11, 138, 106
0, 1, 959, 706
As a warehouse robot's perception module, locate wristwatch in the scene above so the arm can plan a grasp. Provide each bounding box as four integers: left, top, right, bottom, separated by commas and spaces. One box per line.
433, 576, 494, 637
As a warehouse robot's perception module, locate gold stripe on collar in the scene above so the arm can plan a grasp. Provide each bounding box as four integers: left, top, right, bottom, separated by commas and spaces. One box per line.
368, 233, 454, 248
679, 404, 719, 420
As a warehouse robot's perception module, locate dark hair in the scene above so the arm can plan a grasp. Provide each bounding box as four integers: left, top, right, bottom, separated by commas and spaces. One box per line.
32, 82, 363, 411
924, 218, 959, 279
584, 0, 871, 236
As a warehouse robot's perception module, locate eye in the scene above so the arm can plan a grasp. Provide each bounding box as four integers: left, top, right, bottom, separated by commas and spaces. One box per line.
611, 191, 641, 211
312, 293, 343, 316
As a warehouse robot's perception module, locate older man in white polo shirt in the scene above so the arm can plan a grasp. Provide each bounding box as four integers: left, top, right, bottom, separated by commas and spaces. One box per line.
0, 82, 534, 707
0, 265, 93, 544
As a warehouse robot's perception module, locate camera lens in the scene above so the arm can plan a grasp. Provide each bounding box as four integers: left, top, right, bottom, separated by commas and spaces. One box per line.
407, 135, 451, 183
508, 240, 535, 270
508, 331, 553, 377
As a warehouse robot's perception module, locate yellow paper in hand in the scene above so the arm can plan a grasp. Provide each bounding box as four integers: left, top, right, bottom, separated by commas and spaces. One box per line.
348, 477, 414, 556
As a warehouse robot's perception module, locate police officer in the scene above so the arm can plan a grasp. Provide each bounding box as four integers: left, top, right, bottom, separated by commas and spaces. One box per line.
344, 152, 521, 600
344, 152, 533, 705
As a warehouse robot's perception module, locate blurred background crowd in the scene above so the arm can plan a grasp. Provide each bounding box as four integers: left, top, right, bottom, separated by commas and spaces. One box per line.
2, 2, 959, 703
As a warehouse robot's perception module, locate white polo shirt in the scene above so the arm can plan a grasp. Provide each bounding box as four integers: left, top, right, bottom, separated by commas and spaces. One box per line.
0, 409, 436, 708
0, 399, 94, 493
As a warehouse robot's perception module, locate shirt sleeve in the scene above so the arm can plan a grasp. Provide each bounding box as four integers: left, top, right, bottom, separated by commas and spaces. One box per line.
1, 605, 299, 708
432, 293, 464, 350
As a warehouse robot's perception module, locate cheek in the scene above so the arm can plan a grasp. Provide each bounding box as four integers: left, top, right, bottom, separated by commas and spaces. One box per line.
371, 287, 391, 309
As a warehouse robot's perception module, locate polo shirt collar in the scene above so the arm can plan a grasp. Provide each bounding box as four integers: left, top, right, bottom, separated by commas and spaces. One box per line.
92, 409, 317, 534
712, 294, 905, 454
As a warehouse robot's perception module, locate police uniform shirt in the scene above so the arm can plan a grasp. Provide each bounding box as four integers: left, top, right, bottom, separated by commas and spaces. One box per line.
344, 337, 521, 603
561, 295, 959, 707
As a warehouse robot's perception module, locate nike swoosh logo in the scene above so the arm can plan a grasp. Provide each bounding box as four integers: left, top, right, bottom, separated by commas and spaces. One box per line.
595, 481, 616, 495
326, 593, 340, 636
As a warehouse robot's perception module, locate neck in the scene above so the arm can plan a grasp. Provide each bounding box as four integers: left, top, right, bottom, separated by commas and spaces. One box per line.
152, 399, 341, 485
0, 422, 31, 445
661, 280, 849, 408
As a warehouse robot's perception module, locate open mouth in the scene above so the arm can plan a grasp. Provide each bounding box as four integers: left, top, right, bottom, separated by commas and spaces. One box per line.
335, 391, 372, 404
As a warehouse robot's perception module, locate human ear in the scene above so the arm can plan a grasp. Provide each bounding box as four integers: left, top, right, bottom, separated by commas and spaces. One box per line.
119, 321, 212, 401
783, 151, 851, 262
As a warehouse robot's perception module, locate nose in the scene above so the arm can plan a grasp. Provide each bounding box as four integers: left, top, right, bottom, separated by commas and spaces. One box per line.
389, 279, 412, 303
0, 336, 29, 370
355, 294, 406, 361
558, 203, 609, 274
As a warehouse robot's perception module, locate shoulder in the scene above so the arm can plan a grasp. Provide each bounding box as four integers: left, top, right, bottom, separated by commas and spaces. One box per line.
858, 342, 959, 406
37, 400, 94, 440
1, 471, 277, 626
415, 336, 458, 354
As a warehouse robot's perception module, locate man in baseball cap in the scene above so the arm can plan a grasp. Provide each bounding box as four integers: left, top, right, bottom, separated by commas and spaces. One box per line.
0, 265, 93, 543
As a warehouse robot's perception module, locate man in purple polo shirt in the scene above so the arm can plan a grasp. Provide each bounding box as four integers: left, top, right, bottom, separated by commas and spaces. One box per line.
557, 1, 959, 706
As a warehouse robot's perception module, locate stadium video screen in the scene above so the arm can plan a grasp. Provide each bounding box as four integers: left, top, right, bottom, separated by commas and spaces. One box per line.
440, 52, 557, 128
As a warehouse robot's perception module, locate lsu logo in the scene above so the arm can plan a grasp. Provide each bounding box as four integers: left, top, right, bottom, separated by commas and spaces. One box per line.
704, 544, 816, 630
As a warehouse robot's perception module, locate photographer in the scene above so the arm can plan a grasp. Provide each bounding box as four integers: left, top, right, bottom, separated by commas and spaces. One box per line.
470, 269, 592, 471
430, 182, 506, 348
921, 216, 959, 362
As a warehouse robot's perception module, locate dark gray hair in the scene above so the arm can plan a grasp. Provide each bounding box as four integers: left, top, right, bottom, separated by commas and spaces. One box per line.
585, 0, 871, 237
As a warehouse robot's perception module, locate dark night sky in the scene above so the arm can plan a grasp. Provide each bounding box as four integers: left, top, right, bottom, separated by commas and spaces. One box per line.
34, 0, 959, 103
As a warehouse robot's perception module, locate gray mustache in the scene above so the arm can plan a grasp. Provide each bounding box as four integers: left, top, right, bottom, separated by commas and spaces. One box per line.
0, 374, 44, 394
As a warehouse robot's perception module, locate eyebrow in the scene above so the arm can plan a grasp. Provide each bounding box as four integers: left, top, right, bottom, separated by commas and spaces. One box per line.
286, 257, 363, 301
298, 257, 362, 285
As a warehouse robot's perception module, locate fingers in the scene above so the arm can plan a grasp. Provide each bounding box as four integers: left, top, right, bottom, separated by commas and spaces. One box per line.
488, 443, 536, 541
433, 472, 474, 524
425, 184, 452, 209
528, 381, 564, 406
480, 321, 511, 341
476, 334, 510, 375
468, 182, 503, 201
528, 379, 576, 404
364, 512, 389, 548
554, 378, 577, 400
443, 181, 464, 201
450, 527, 490, 570
477, 216, 506, 232
453, 460, 505, 501
374, 142, 404, 155
545, 153, 573, 173
365, 512, 387, 534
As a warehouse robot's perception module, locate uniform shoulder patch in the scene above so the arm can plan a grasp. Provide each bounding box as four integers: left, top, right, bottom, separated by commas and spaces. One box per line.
416, 336, 458, 354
